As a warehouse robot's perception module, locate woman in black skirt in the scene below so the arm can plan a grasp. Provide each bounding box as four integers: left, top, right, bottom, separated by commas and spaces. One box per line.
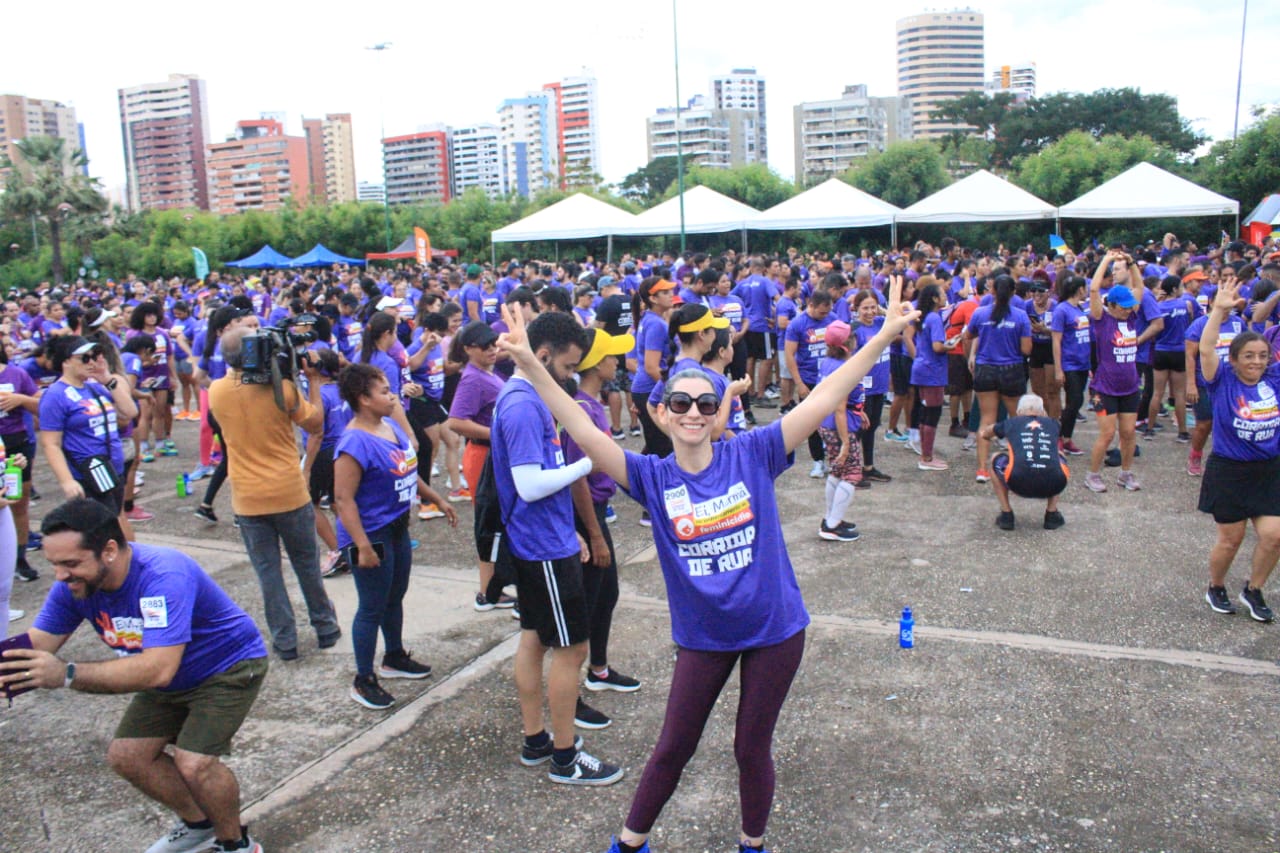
1197, 279, 1280, 622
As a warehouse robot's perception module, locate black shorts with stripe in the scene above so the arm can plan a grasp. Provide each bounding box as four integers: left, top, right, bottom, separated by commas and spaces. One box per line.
515, 553, 589, 648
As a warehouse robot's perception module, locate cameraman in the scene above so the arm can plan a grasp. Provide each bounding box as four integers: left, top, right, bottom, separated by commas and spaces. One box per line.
208, 325, 342, 661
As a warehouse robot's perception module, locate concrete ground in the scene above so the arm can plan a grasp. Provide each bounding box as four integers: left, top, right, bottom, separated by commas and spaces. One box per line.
3, 404, 1278, 853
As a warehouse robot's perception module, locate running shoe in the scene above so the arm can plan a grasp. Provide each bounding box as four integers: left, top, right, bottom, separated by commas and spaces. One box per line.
548, 749, 624, 786
766, 382, 781, 395
604, 505, 618, 525
629, 426, 642, 437
194, 505, 218, 524
161, 439, 178, 456
1205, 586, 1237, 615
975, 469, 991, 484
418, 502, 445, 520
188, 464, 217, 481
574, 697, 612, 729
318, 495, 332, 510
1176, 431, 1191, 444
885, 429, 909, 443
141, 449, 155, 463
447, 487, 471, 503
134, 470, 145, 486
611, 428, 626, 441
520, 733, 583, 766
1240, 585, 1274, 622
1141, 427, 1157, 441
1061, 439, 1084, 456
948, 422, 969, 438
818, 520, 860, 542
855, 478, 871, 490
15, 560, 38, 581
918, 458, 948, 471
350, 674, 395, 709
906, 438, 923, 456
1116, 470, 1142, 491
1043, 510, 1066, 530
430, 462, 440, 477
744, 410, 758, 425
143, 822, 217, 853
1083, 472, 1107, 493
378, 649, 432, 680
25, 531, 41, 550
125, 506, 154, 522
764, 387, 781, 400
996, 511, 1015, 531
638, 511, 652, 527
321, 550, 348, 578
214, 834, 262, 853
8, 608, 24, 623
585, 667, 641, 693
754, 396, 778, 409
602, 837, 650, 853
1187, 451, 1204, 477
864, 467, 892, 483
962, 433, 977, 451
474, 592, 517, 611
808, 461, 825, 478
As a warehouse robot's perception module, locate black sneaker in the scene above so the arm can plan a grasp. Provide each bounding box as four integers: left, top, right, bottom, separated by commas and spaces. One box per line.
818, 520, 859, 542
519, 732, 583, 766
1205, 586, 1237, 615
996, 511, 1016, 531
1176, 431, 1191, 443
744, 410, 757, 426
585, 667, 641, 693
574, 697, 612, 729
274, 645, 299, 662
194, 505, 218, 524
547, 749, 624, 786
15, 561, 38, 582
638, 511, 652, 528
474, 591, 517, 612
1239, 585, 1274, 622
378, 649, 432, 680
948, 422, 969, 439
1043, 510, 1065, 530
854, 478, 871, 489
779, 401, 797, 415
1141, 427, 1157, 440
350, 674, 395, 709
629, 426, 642, 437
317, 629, 343, 649
864, 467, 892, 483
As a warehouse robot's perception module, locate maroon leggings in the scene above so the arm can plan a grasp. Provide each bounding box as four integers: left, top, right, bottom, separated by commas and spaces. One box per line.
626, 629, 805, 837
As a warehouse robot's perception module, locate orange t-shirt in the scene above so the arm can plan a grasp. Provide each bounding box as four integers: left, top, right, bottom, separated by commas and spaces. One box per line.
945, 298, 978, 356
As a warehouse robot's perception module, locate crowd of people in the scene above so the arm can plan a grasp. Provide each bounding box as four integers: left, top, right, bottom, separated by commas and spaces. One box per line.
3, 231, 1280, 853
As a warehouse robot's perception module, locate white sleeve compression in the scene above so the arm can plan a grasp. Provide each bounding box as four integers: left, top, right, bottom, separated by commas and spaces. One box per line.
510, 458, 593, 503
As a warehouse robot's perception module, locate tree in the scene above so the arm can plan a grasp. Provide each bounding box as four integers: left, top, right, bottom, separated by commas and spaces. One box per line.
1, 136, 108, 284
619, 157, 682, 205
1193, 112, 1280, 213
1012, 131, 1179, 206
932, 91, 1016, 145
841, 142, 952, 208
677, 163, 796, 211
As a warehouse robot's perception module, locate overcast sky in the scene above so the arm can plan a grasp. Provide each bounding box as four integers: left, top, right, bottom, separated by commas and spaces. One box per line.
5, 0, 1277, 202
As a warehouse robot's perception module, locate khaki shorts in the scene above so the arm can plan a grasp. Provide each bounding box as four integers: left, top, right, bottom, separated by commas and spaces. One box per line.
115, 656, 268, 755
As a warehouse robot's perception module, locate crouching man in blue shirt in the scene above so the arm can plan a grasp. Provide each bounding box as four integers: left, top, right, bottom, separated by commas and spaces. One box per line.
0, 498, 269, 853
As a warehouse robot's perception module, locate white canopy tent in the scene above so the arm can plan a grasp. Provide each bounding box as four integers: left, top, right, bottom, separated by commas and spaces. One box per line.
615, 185, 761, 240
490, 193, 639, 262
896, 170, 1057, 230
1058, 162, 1239, 231
750, 178, 901, 231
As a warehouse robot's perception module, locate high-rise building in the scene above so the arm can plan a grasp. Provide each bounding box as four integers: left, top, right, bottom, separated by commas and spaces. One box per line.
896, 10, 985, 140
450, 124, 503, 199
206, 119, 308, 216
711, 69, 767, 163
544, 75, 601, 186
0, 94, 81, 179
793, 85, 913, 184
118, 74, 211, 211
498, 93, 556, 198
357, 181, 386, 204
987, 61, 1037, 101
646, 95, 758, 170
302, 113, 357, 204
383, 127, 452, 206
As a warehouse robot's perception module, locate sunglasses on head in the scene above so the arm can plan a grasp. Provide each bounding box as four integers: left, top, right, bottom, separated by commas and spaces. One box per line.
664, 391, 720, 416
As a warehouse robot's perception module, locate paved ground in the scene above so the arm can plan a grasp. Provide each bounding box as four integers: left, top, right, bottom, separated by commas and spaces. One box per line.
4, 405, 1279, 853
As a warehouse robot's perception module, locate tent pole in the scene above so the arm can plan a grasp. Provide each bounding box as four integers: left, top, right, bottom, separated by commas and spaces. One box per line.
491, 242, 497, 267
556, 242, 560, 263
741, 229, 747, 255
607, 235, 614, 265
891, 218, 898, 250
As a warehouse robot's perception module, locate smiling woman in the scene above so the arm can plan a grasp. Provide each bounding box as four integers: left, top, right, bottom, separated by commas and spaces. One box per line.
495, 282, 918, 853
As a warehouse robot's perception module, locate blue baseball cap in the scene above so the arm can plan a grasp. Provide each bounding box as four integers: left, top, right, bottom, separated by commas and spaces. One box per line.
1105, 285, 1138, 309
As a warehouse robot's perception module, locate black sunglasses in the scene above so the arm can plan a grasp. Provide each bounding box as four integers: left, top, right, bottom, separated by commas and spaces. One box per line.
76, 349, 102, 363
665, 391, 720, 416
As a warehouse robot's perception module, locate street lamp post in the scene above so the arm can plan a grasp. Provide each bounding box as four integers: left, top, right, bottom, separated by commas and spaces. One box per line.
673, 0, 686, 258
367, 42, 395, 253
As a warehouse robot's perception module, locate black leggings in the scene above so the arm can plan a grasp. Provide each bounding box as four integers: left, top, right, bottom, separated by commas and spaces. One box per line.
860, 394, 885, 468
576, 501, 619, 669
807, 430, 823, 463
633, 390, 672, 457
728, 338, 752, 412
202, 409, 228, 507
1060, 369, 1089, 439
625, 629, 805, 837
406, 401, 436, 486
1138, 362, 1156, 422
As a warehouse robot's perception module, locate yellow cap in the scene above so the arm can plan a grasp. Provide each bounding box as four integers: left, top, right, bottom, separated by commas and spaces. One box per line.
578, 329, 635, 372
677, 312, 730, 334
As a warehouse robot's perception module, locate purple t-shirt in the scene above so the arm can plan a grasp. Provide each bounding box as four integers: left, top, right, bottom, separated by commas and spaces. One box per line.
1134, 286, 1162, 365
622, 421, 808, 652
731, 274, 778, 329
967, 304, 1032, 366
336, 316, 364, 362
1154, 295, 1198, 353
448, 363, 505, 428
39, 379, 124, 475
1090, 311, 1140, 397
319, 383, 351, 449
459, 283, 485, 322
0, 363, 38, 436
909, 312, 949, 387
1207, 363, 1280, 461
367, 349, 408, 411
1186, 313, 1247, 387
1051, 301, 1092, 372
774, 296, 798, 352
406, 340, 445, 401
709, 294, 746, 331
630, 312, 670, 397
334, 419, 418, 546
785, 312, 833, 385
490, 378, 579, 561
562, 390, 616, 504
853, 319, 890, 395
33, 543, 266, 692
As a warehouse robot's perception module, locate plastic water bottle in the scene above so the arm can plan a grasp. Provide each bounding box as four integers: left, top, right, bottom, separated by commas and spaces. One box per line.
3, 460, 21, 501
176, 473, 189, 498
899, 606, 914, 649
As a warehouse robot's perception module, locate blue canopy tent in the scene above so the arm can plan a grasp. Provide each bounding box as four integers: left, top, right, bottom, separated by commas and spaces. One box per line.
224, 245, 294, 269
287, 243, 367, 268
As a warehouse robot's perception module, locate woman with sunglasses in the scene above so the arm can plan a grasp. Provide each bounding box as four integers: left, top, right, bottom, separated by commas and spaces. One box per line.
646, 303, 735, 441
629, 277, 677, 459
495, 280, 917, 853
37, 336, 139, 529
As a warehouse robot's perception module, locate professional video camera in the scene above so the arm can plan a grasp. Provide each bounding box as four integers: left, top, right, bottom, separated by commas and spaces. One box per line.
238, 313, 318, 411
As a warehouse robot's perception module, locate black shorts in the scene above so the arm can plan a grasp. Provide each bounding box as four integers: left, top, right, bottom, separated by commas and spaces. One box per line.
1199, 454, 1280, 523
515, 553, 589, 648
1, 433, 33, 483
946, 354, 973, 395
993, 451, 1069, 499
409, 396, 449, 428
973, 362, 1027, 397
890, 353, 913, 396
744, 330, 773, 361
1153, 350, 1185, 372
86, 478, 126, 516
1028, 341, 1055, 369
1095, 391, 1141, 416
309, 447, 334, 505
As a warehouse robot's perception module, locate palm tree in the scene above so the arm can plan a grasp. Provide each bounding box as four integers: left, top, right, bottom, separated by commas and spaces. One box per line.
1, 136, 107, 284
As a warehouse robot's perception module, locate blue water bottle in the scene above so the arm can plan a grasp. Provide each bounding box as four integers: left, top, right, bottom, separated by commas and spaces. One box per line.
899, 606, 914, 649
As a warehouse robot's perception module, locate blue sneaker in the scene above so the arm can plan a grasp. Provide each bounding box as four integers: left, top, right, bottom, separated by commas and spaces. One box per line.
604, 505, 618, 525
885, 429, 909, 443
603, 837, 650, 853
26, 531, 42, 551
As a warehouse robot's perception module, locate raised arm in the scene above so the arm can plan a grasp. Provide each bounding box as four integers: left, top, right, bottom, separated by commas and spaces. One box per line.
1199, 280, 1239, 384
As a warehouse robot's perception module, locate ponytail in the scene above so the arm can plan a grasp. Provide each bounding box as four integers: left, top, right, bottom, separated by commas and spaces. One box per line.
992, 275, 1015, 324
360, 311, 396, 364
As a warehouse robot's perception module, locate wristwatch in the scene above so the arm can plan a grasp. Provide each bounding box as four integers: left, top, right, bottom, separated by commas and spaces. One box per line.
64, 662, 76, 688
